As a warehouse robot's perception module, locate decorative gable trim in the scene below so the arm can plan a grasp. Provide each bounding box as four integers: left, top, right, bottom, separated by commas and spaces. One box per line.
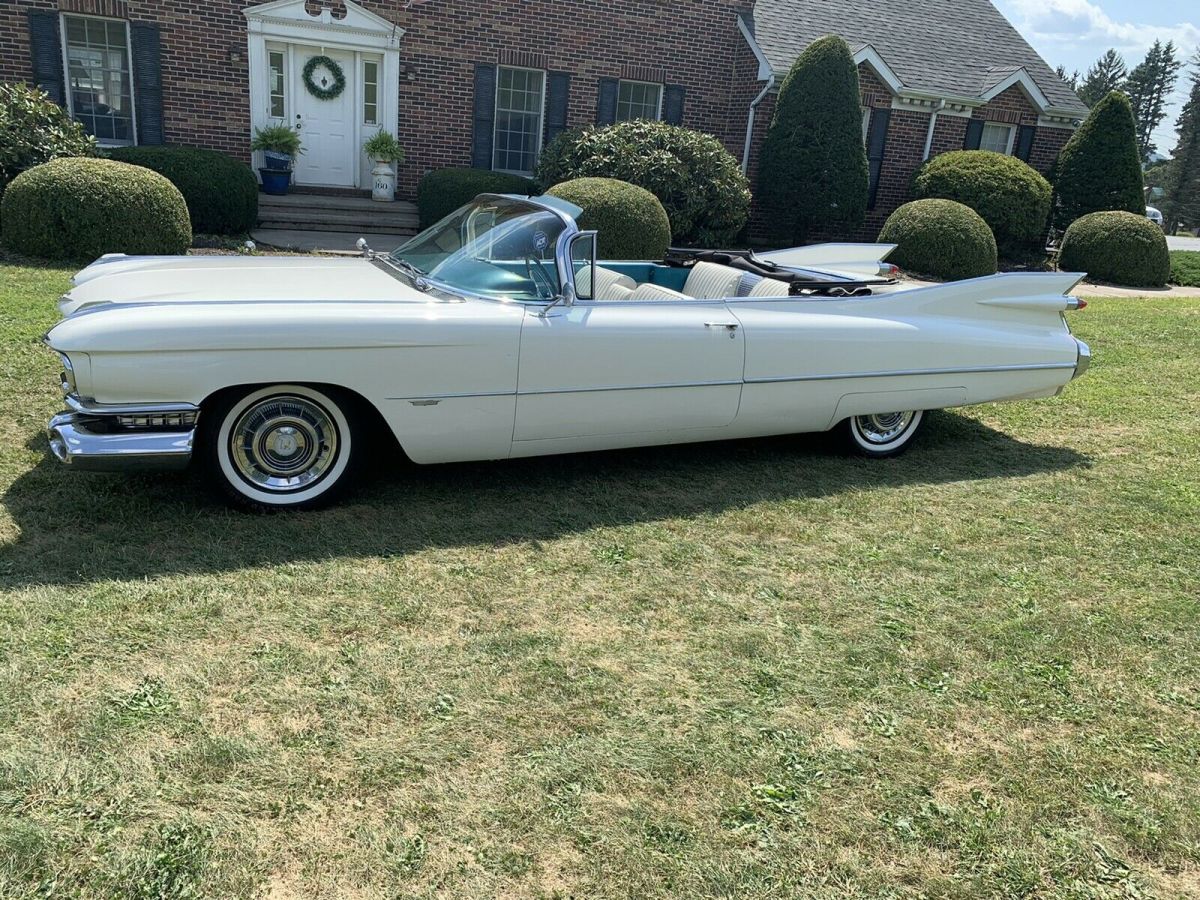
979, 66, 1050, 113
852, 44, 904, 94
243, 0, 403, 50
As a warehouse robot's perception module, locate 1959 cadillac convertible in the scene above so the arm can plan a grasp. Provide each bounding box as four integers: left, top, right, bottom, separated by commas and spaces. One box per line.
45, 193, 1091, 510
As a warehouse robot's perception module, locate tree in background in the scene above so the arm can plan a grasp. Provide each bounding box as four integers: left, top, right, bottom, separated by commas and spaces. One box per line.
1124, 40, 1183, 160
1078, 49, 1126, 107
757, 35, 869, 245
1052, 91, 1146, 230
1164, 50, 1200, 233
1056, 65, 1080, 93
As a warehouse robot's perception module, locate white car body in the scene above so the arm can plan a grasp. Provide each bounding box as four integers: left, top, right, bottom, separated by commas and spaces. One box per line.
45, 194, 1090, 504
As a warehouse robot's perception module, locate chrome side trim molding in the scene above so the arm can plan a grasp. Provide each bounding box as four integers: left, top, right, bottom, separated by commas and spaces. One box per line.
66, 394, 200, 416
521, 379, 743, 397
47, 412, 194, 472
745, 361, 1077, 385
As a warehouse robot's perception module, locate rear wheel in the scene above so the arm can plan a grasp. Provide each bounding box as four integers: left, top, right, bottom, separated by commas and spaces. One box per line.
202, 384, 359, 511
840, 410, 925, 458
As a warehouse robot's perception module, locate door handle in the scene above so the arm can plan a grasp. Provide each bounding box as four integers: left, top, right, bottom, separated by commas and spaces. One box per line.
704, 322, 739, 330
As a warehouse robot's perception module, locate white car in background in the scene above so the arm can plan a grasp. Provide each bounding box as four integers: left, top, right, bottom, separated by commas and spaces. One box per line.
1146, 206, 1164, 229
45, 193, 1091, 510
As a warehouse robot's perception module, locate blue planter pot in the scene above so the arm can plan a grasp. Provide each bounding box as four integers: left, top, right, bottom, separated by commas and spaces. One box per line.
259, 168, 292, 196
263, 151, 292, 171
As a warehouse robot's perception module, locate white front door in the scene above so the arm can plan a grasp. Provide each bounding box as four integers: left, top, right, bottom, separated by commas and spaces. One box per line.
292, 47, 355, 187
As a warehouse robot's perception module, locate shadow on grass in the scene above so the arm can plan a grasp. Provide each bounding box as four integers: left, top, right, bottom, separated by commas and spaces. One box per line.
0, 411, 1087, 589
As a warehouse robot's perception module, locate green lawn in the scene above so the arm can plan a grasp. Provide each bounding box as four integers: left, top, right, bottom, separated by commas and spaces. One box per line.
1170, 251, 1200, 287
1, 260, 1198, 899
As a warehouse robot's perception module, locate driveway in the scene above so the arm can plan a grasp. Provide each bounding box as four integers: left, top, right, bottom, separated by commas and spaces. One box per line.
1167, 234, 1200, 252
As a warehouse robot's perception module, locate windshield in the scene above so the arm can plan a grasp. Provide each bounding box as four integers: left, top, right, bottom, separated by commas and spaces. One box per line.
391, 196, 565, 302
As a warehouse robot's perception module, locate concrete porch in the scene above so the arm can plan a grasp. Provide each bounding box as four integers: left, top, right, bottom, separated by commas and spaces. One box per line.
252, 190, 419, 253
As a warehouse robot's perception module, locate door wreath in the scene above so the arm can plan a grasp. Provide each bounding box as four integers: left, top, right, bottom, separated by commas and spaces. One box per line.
302, 55, 346, 101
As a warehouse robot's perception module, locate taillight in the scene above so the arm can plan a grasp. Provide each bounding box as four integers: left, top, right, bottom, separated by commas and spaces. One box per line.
1066, 297, 1087, 310
878, 263, 900, 279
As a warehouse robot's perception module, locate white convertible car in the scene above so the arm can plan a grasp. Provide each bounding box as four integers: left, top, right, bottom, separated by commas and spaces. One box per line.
45, 193, 1090, 510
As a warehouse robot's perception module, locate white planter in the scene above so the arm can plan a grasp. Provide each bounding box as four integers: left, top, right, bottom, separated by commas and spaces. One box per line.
371, 159, 396, 202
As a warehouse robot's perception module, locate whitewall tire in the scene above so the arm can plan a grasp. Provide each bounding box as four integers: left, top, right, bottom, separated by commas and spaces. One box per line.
841, 410, 925, 458
203, 384, 358, 511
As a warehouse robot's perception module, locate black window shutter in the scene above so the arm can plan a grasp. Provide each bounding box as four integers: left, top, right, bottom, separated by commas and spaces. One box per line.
28, 11, 65, 105
663, 84, 686, 125
130, 23, 165, 145
545, 72, 570, 145
866, 107, 890, 209
596, 78, 618, 126
1015, 124, 1037, 161
472, 64, 497, 169
963, 118, 984, 150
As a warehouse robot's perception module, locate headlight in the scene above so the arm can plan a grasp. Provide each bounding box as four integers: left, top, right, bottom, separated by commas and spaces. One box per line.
57, 353, 76, 395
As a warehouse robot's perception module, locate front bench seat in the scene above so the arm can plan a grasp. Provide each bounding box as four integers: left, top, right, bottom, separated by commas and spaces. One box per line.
683, 261, 745, 299
628, 283, 692, 301
577, 265, 637, 299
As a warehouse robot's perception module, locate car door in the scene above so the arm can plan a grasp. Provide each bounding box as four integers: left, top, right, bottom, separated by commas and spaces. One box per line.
513, 301, 745, 444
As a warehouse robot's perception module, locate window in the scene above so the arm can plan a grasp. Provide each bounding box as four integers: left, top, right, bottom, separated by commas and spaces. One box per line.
363, 59, 379, 125
493, 66, 546, 174
268, 49, 286, 119
62, 14, 135, 145
979, 122, 1016, 155
616, 80, 662, 122
862, 107, 871, 143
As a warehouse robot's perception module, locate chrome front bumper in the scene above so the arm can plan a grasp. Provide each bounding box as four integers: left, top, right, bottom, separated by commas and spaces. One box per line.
47, 411, 195, 472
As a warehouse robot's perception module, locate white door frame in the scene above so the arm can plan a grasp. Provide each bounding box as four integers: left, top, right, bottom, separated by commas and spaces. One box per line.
244, 0, 402, 190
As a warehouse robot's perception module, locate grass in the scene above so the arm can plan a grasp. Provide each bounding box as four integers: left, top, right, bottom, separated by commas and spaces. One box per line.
1, 260, 1199, 898
1169, 251, 1200, 287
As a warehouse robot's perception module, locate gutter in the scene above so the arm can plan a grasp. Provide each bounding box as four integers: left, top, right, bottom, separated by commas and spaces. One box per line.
922, 99, 946, 161
742, 73, 776, 174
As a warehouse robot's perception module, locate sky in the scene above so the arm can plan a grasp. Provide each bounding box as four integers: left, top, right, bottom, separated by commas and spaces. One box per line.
993, 0, 1199, 159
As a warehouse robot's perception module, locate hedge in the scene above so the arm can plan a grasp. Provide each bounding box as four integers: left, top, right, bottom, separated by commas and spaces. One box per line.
545, 178, 671, 260
912, 150, 1051, 255
877, 199, 998, 281
1051, 91, 1145, 230
535, 121, 749, 246
108, 146, 258, 235
416, 169, 536, 229
1, 158, 191, 260
1059, 211, 1170, 287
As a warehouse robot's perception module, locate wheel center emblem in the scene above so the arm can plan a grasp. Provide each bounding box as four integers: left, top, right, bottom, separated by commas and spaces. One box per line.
272, 428, 299, 456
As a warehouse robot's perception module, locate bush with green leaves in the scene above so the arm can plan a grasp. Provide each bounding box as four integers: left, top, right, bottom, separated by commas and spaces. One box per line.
416, 169, 536, 229
535, 120, 749, 246
877, 199, 998, 281
1051, 91, 1146, 231
546, 177, 671, 260
1059, 210, 1169, 286
1, 158, 191, 260
757, 35, 869, 245
108, 146, 258, 235
912, 150, 1051, 255
0, 82, 97, 216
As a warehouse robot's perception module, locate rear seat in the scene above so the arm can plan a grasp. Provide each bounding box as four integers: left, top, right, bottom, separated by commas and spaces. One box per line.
747, 277, 792, 297
683, 261, 744, 299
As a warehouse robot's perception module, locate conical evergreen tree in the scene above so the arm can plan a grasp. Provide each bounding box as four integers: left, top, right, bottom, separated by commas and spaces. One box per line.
1052, 91, 1145, 230
1165, 54, 1200, 233
757, 36, 869, 244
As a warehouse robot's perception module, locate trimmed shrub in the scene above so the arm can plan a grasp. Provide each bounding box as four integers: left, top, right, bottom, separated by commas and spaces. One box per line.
912, 150, 1051, 255
0, 82, 97, 218
1052, 91, 1145, 230
417, 168, 536, 229
535, 120, 750, 246
108, 146, 258, 235
757, 35, 869, 245
877, 199, 998, 281
1059, 211, 1170, 287
1, 158, 191, 260
546, 177, 671, 260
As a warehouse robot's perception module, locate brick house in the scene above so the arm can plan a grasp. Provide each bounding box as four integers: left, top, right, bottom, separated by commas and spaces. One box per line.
1, 0, 1086, 239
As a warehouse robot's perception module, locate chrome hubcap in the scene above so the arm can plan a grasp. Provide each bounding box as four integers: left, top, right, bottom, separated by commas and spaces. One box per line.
854, 411, 915, 445
230, 395, 338, 492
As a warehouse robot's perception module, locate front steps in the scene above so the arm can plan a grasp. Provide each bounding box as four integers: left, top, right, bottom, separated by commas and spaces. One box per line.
253, 190, 420, 253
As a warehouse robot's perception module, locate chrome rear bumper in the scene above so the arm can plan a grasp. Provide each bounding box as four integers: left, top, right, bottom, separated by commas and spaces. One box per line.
47, 411, 195, 472
1073, 339, 1092, 379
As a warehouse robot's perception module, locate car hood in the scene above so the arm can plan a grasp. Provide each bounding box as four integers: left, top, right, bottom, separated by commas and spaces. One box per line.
60, 254, 429, 315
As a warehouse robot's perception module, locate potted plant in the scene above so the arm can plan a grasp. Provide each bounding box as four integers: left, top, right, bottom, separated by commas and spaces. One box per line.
363, 129, 405, 202
251, 124, 303, 195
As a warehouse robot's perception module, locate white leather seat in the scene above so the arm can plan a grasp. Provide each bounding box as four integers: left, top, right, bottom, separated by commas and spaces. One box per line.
577, 265, 636, 299
606, 284, 635, 301
747, 277, 792, 297
683, 262, 744, 299
628, 283, 691, 301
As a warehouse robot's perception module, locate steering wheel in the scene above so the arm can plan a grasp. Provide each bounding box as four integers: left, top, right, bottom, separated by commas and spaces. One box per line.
524, 252, 557, 301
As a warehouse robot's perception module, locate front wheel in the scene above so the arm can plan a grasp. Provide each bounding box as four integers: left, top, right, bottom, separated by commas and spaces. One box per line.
840, 410, 925, 458
201, 384, 359, 511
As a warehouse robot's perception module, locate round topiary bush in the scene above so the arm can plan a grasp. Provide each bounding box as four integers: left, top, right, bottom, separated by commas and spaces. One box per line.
877, 199, 998, 281
108, 146, 258, 235
1, 158, 191, 260
536, 121, 750, 246
912, 150, 1051, 256
1059, 210, 1170, 287
546, 177, 671, 260
416, 168, 536, 229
